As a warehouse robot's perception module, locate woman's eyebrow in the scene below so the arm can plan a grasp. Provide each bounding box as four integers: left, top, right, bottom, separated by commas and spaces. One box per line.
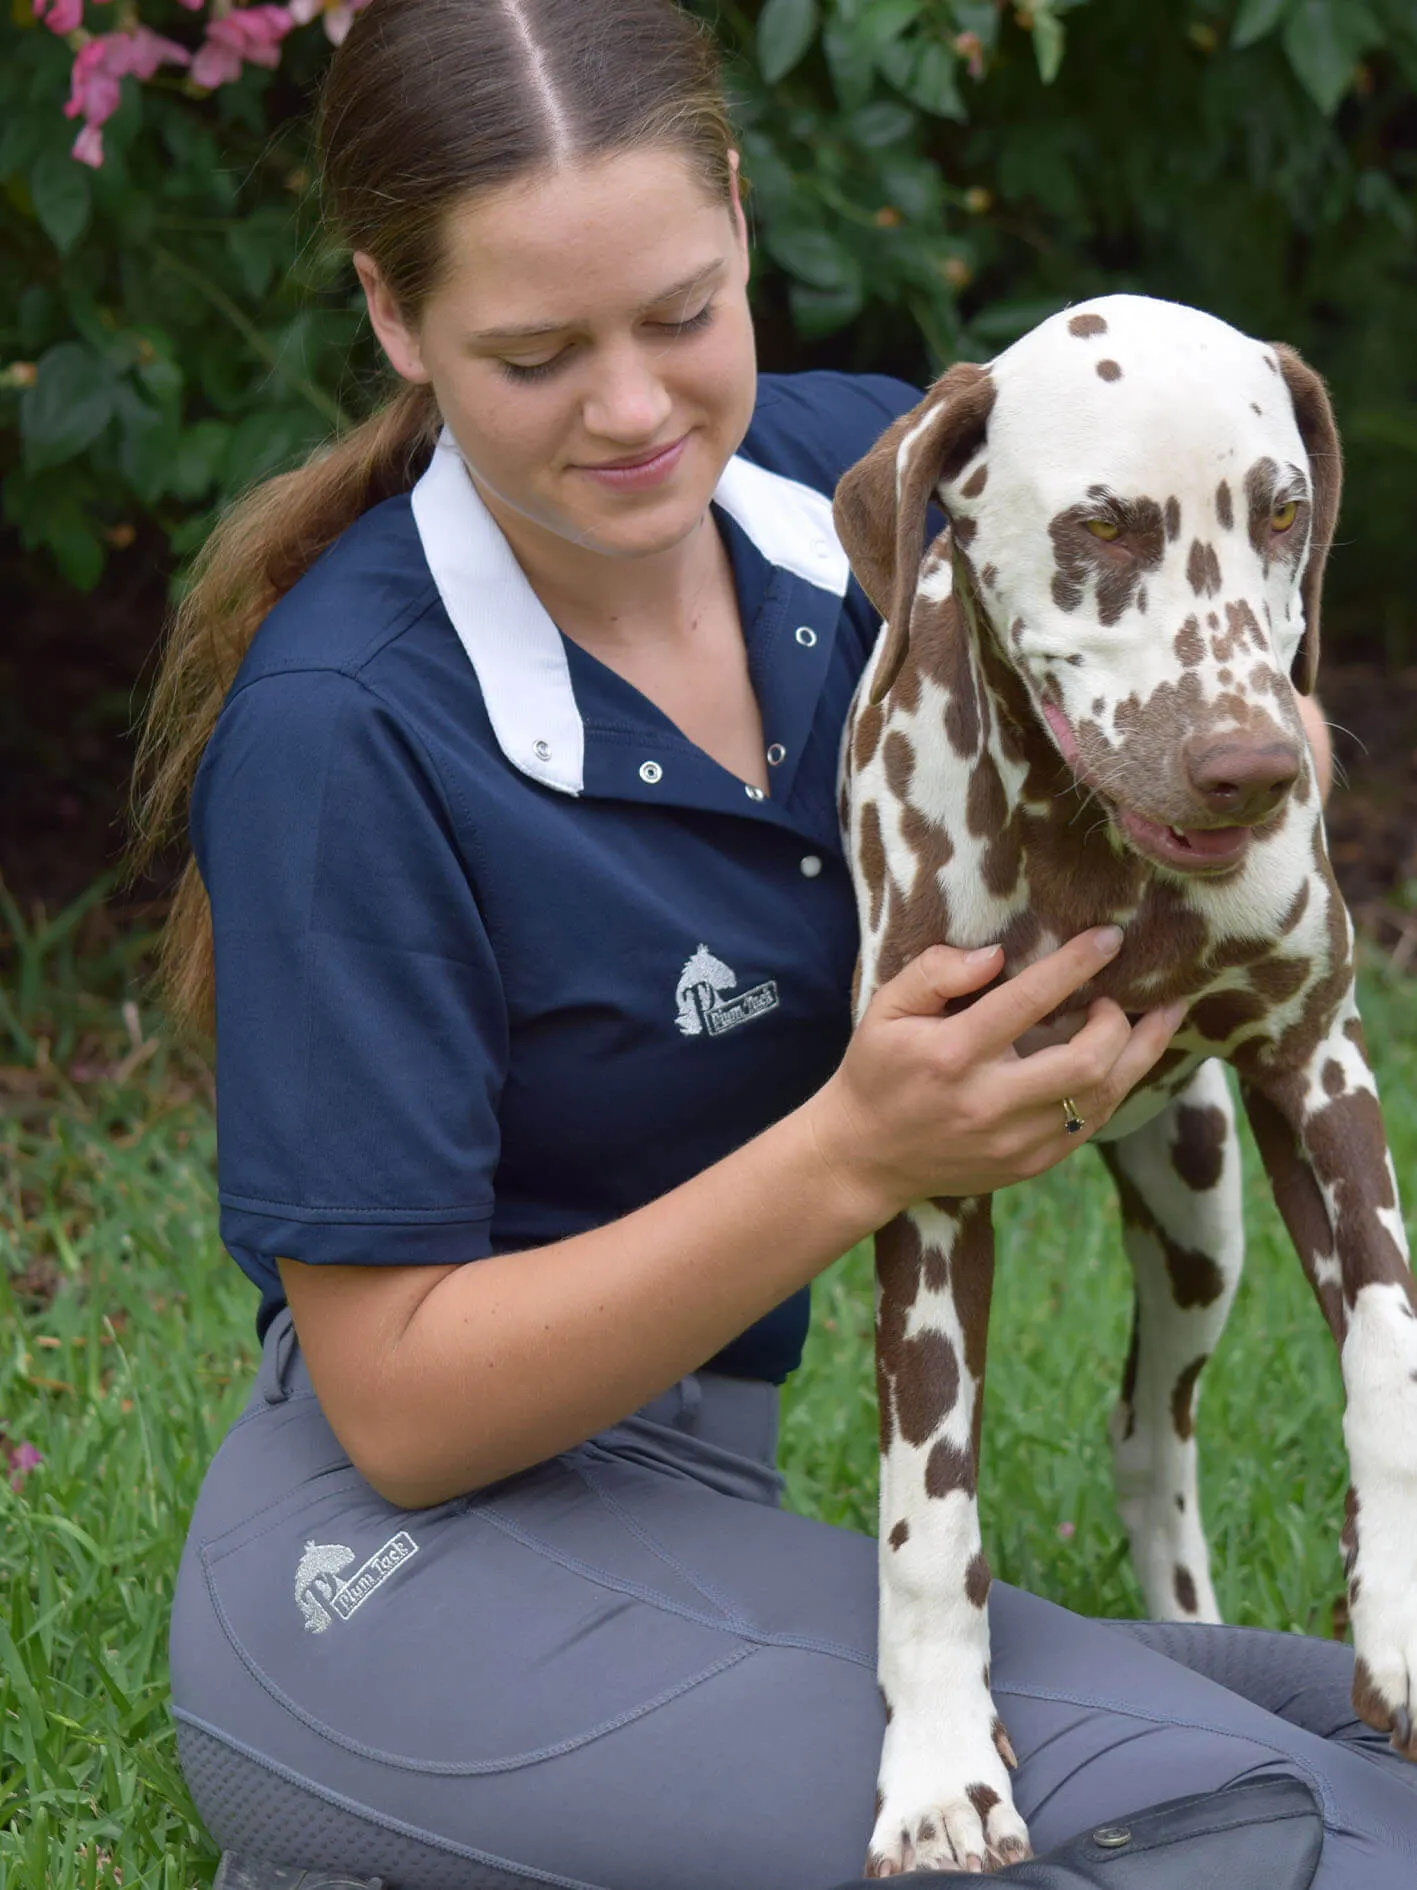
469, 260, 726, 345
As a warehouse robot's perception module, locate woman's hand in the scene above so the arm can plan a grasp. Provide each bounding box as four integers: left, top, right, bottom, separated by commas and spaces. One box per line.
806, 928, 1187, 1225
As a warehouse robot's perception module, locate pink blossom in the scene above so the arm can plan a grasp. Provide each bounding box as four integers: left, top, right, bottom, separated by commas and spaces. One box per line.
190, 7, 295, 90
64, 28, 191, 126
71, 120, 105, 167
1056, 1519, 1076, 1540
35, 0, 85, 34
5, 1441, 42, 1494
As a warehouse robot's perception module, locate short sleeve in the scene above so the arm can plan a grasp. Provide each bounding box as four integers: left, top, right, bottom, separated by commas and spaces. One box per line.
191, 668, 507, 1282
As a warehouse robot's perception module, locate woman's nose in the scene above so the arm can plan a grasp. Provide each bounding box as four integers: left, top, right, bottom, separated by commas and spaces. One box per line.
581, 344, 674, 444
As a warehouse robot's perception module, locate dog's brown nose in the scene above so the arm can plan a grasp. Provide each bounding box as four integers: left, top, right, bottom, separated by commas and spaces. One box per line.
1183, 736, 1302, 822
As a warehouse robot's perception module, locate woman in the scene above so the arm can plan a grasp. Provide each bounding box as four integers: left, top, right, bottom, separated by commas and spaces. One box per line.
131, 3, 1411, 1886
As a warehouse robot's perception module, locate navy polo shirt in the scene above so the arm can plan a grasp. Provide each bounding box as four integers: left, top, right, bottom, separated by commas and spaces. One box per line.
193, 370, 919, 1382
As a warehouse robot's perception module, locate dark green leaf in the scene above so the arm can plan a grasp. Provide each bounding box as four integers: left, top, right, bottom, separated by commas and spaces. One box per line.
758, 0, 821, 83
1232, 0, 1292, 50
822, 21, 877, 111
789, 279, 866, 338
857, 0, 927, 55
878, 34, 965, 120
764, 224, 862, 294
1281, 0, 1378, 113
30, 151, 91, 254
20, 343, 115, 473
847, 101, 916, 148
170, 422, 232, 503
113, 386, 175, 507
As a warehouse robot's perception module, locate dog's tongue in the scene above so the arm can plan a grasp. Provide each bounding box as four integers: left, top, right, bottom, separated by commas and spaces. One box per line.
1120, 809, 1249, 862
1042, 701, 1080, 767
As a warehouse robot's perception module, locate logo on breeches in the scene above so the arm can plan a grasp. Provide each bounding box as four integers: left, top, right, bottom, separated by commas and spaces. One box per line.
674, 944, 779, 1038
294, 1532, 419, 1633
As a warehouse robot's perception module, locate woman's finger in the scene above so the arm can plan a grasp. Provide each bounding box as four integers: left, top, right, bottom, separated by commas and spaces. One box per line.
959, 926, 1124, 1055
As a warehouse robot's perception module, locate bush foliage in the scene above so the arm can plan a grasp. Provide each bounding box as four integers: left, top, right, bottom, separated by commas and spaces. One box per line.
2, 0, 1416, 654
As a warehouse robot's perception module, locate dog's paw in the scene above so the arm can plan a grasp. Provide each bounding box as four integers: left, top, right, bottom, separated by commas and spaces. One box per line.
864, 1735, 1030, 1875
1351, 1646, 1417, 1759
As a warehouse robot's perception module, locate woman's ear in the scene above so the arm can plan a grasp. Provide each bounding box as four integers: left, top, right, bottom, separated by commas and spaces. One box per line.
353, 251, 430, 386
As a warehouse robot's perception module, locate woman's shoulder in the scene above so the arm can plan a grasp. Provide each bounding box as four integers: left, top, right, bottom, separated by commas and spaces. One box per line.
741, 370, 922, 498
224, 489, 447, 710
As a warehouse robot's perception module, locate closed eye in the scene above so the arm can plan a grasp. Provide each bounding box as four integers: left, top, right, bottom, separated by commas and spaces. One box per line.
498, 300, 717, 384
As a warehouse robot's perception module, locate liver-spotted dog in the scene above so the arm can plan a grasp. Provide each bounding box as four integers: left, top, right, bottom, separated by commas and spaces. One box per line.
832, 293, 1417, 1875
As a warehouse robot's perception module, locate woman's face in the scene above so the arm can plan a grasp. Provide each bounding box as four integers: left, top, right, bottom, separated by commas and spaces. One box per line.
356, 146, 757, 567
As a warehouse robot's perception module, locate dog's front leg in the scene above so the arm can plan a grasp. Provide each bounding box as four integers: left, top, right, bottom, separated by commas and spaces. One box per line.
1241, 991, 1417, 1757
868, 1199, 1030, 1876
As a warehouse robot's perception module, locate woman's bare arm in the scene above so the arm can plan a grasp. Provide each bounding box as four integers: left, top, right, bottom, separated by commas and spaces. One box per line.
283, 926, 1183, 1508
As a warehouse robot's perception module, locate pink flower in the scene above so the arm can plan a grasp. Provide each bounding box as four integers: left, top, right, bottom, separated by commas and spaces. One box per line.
71, 120, 105, 167
190, 6, 294, 90
35, 0, 86, 34
64, 27, 190, 127
1056, 1519, 1076, 1540
5, 1441, 42, 1494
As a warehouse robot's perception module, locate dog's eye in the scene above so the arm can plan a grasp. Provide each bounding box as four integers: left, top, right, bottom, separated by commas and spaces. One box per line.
1084, 518, 1121, 541
1271, 500, 1299, 532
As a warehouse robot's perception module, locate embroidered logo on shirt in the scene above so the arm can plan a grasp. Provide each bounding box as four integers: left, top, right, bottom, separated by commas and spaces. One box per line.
675, 944, 779, 1038
294, 1532, 419, 1634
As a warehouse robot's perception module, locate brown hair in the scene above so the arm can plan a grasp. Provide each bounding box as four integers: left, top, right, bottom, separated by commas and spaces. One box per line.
126, 0, 737, 1042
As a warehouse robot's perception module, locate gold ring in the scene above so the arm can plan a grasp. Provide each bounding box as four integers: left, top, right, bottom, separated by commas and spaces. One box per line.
1062, 1097, 1085, 1135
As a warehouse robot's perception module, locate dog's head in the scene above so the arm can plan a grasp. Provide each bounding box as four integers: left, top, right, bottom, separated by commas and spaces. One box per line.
834, 294, 1342, 878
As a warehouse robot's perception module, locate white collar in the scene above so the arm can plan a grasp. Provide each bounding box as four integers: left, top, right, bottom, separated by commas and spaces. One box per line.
410, 426, 850, 795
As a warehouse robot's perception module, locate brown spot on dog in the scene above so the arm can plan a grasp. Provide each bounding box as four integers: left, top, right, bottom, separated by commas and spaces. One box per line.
1164, 496, 1181, 541
951, 514, 978, 550
925, 1437, 976, 1498
874, 1214, 924, 1451
1050, 492, 1165, 623
894, 1327, 961, 1447
1251, 401, 1262, 415
1218, 667, 1233, 686
1302, 1084, 1411, 1305
1174, 1565, 1199, 1613
961, 463, 989, 499
1343, 1014, 1367, 1053
1351, 1655, 1416, 1755
981, 562, 998, 588
1011, 616, 1025, 647
965, 1550, 992, 1607
1341, 1485, 1359, 1577
1175, 1493, 1186, 1512
1091, 695, 1106, 717
1171, 1354, 1209, 1440
1096, 358, 1122, 382
1172, 1103, 1227, 1191
991, 1715, 1018, 1770
1191, 987, 1267, 1044
1216, 480, 1234, 529
1249, 956, 1308, 1007
1280, 883, 1312, 933
923, 1242, 950, 1293
1069, 312, 1107, 338
882, 729, 914, 802
1242, 1083, 1345, 1341
1264, 353, 1280, 374
949, 1196, 996, 1389
853, 700, 885, 773
1174, 616, 1205, 666
967, 1784, 1001, 1823
860, 800, 887, 932
888, 1519, 909, 1551
1186, 538, 1222, 598
1322, 1058, 1346, 1098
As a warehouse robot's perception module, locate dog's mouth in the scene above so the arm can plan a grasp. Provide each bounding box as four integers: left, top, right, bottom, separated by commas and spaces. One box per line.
1041, 703, 1253, 877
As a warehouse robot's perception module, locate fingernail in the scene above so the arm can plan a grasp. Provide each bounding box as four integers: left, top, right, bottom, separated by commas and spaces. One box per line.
1094, 925, 1124, 957
966, 944, 1001, 964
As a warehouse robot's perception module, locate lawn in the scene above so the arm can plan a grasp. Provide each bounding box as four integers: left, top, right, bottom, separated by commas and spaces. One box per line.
2, 887, 1415, 1888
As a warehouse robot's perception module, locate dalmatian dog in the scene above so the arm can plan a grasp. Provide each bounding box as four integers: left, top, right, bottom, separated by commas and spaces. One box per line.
832, 293, 1417, 1875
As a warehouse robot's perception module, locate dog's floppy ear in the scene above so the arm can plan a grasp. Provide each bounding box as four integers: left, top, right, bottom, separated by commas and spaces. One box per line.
1271, 342, 1342, 696
833, 362, 995, 707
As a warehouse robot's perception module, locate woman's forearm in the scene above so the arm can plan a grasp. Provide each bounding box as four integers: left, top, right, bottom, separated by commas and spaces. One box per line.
300, 1095, 884, 1508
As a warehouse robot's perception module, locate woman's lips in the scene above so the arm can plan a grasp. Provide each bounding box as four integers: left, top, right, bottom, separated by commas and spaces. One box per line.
577, 434, 689, 491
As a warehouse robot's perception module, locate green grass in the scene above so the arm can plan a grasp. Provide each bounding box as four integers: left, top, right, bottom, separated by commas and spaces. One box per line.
1, 880, 1415, 1887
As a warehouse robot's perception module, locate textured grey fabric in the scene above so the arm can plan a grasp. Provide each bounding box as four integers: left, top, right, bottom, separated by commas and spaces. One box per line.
170, 1311, 1417, 1890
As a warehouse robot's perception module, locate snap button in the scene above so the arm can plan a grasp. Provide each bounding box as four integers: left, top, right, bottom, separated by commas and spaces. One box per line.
799, 855, 823, 878
794, 625, 818, 647
1093, 1827, 1131, 1849
639, 760, 663, 784
744, 783, 766, 802
532, 739, 552, 762
766, 742, 787, 766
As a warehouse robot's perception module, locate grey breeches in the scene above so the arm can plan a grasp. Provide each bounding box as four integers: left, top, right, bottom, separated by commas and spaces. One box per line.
170, 1308, 1417, 1890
